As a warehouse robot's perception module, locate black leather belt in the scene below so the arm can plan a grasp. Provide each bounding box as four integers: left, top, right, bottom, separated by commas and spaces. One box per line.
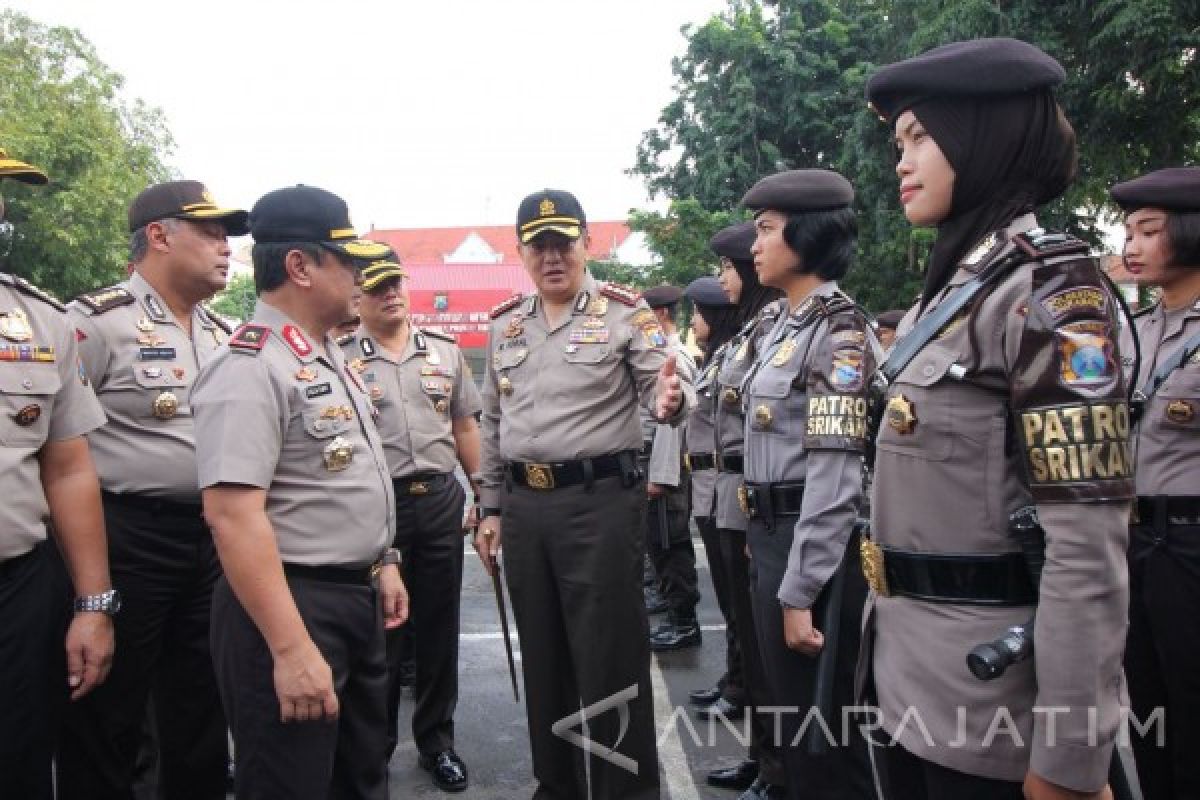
0, 545, 39, 578
283, 562, 378, 586
741, 481, 806, 519
716, 452, 744, 474
876, 549, 1036, 606
102, 490, 203, 518
508, 451, 636, 491
1133, 495, 1200, 525
685, 452, 716, 472
393, 473, 452, 496
639, 442, 654, 458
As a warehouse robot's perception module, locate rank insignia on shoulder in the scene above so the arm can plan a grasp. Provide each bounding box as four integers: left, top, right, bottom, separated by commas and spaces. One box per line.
490, 293, 524, 319
1012, 229, 1088, 261
229, 323, 269, 353
600, 283, 639, 307
421, 326, 455, 343
962, 232, 999, 267
76, 286, 135, 314
5, 275, 64, 311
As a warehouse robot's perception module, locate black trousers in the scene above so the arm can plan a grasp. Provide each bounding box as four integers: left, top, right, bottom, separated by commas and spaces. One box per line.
717, 526, 785, 785
386, 475, 465, 757
746, 517, 873, 800
1125, 522, 1200, 800
503, 475, 660, 800
880, 743, 1022, 800
211, 574, 389, 800
646, 495, 699, 621
0, 542, 68, 800
697, 514, 744, 705
57, 496, 227, 800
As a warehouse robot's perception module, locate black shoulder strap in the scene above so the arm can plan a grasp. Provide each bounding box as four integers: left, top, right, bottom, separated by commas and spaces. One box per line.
1136, 328, 1200, 404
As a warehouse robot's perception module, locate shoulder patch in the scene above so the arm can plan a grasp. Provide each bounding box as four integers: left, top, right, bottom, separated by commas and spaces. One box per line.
421, 326, 456, 343
228, 323, 270, 353
75, 286, 135, 315
490, 293, 524, 319
600, 282, 639, 306
1, 274, 65, 311
1012, 229, 1089, 262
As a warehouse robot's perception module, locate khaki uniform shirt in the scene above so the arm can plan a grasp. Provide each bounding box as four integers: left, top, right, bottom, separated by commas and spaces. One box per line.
1120, 299, 1200, 498
685, 345, 722, 519
0, 275, 106, 561
869, 215, 1133, 790
68, 273, 228, 502
478, 275, 695, 510
341, 326, 482, 479
742, 282, 878, 608
192, 301, 394, 567
713, 300, 785, 530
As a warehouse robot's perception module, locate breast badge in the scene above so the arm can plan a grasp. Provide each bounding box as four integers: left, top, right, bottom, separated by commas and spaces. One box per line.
13, 403, 41, 427
152, 391, 179, 420
722, 387, 740, 407
498, 375, 514, 396
369, 385, 384, 402
886, 394, 917, 434
771, 339, 797, 367
323, 435, 354, 471
0, 308, 33, 343
753, 404, 773, 429
1166, 399, 1195, 424
295, 367, 317, 382
435, 398, 449, 413
136, 316, 155, 333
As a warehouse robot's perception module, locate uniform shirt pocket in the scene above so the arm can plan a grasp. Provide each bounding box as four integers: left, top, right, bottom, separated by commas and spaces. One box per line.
876, 345, 960, 461
302, 408, 352, 439
562, 344, 610, 365
0, 366, 60, 446
746, 365, 798, 434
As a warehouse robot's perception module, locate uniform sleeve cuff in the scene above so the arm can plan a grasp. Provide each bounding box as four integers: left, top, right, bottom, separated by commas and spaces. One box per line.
1029, 738, 1114, 793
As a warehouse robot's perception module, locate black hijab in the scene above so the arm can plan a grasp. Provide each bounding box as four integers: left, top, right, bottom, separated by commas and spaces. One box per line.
731, 257, 783, 329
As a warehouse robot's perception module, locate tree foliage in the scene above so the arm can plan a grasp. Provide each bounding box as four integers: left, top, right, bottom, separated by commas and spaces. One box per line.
632, 0, 1200, 311
208, 272, 257, 323
0, 10, 174, 300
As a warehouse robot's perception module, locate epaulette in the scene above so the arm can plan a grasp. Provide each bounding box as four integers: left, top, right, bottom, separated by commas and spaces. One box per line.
335, 332, 355, 346
1132, 302, 1157, 319
600, 282, 639, 306
199, 305, 232, 335
490, 293, 524, 319
1012, 229, 1089, 262
228, 323, 270, 354
421, 326, 456, 343
74, 285, 135, 315
0, 273, 65, 311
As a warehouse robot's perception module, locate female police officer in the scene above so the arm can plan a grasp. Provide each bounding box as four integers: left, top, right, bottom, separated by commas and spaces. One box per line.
1110, 167, 1200, 800
863, 38, 1132, 799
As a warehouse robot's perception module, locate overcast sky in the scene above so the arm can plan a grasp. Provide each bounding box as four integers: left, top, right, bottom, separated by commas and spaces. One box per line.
11, 0, 729, 230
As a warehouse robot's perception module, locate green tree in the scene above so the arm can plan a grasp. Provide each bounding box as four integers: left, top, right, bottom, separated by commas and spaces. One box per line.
627, 198, 748, 290
208, 272, 257, 323
0, 10, 174, 300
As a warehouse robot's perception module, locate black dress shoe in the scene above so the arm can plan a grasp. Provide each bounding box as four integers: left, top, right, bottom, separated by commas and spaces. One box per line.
738, 777, 786, 800
418, 750, 468, 793
688, 685, 722, 706
695, 696, 745, 721
706, 759, 758, 790
649, 621, 702, 651
644, 586, 668, 614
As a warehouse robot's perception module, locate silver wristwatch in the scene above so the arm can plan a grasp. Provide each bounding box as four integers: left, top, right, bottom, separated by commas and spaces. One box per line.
74, 589, 121, 616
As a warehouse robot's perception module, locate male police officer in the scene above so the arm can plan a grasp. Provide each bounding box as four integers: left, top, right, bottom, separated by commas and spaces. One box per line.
59, 179, 245, 800
342, 251, 481, 792
475, 189, 692, 800
191, 186, 408, 799
0, 147, 114, 799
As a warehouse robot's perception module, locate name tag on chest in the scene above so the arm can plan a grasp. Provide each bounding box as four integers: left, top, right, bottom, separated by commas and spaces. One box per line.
138, 347, 177, 361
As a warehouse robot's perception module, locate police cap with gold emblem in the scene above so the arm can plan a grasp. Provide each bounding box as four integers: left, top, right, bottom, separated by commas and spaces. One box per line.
642, 284, 683, 310
865, 37, 1065, 123
516, 189, 586, 244
249, 185, 390, 260
742, 169, 854, 213
360, 248, 407, 293
0, 147, 48, 185
686, 276, 734, 310
1110, 167, 1200, 213
709, 221, 756, 263
128, 180, 249, 235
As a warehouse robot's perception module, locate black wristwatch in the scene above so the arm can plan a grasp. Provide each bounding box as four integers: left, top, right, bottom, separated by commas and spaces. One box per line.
74, 589, 121, 616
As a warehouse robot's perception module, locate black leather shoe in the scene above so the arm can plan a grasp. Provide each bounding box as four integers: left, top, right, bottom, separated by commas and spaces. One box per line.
644, 586, 668, 614
649, 621, 702, 651
738, 777, 786, 800
706, 759, 758, 790
689, 685, 722, 706
418, 750, 468, 793
695, 696, 745, 721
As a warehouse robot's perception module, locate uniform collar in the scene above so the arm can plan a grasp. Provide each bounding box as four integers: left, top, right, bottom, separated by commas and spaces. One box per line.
252, 300, 325, 365
571, 274, 601, 316
128, 271, 214, 330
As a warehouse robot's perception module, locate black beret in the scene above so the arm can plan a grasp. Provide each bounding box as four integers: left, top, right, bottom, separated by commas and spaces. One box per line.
685, 276, 733, 309
742, 169, 854, 212
866, 37, 1065, 122
642, 284, 683, 309
709, 221, 756, 262
1110, 167, 1200, 213
875, 309, 906, 330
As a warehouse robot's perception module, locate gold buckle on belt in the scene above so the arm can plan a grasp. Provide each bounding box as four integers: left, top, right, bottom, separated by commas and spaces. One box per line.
683, 453, 692, 472
859, 536, 890, 597
408, 481, 429, 495
737, 483, 749, 516
524, 463, 555, 490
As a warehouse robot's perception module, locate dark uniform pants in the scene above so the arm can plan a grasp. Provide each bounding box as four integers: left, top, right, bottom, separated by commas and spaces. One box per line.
880, 744, 1023, 800
57, 496, 227, 800
646, 492, 700, 621
1125, 522, 1200, 800
697, 514, 744, 705
0, 542, 68, 800
211, 575, 389, 800
503, 474, 660, 800
387, 474, 466, 757
746, 516, 873, 800
717, 526, 785, 785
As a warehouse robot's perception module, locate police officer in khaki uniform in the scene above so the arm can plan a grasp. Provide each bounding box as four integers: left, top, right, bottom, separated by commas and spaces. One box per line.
341, 251, 481, 792
708, 222, 788, 798
0, 147, 114, 800
864, 39, 1132, 798
640, 284, 703, 651
1111, 167, 1200, 800
740, 170, 878, 800
58, 180, 245, 800
475, 189, 691, 800
191, 186, 408, 800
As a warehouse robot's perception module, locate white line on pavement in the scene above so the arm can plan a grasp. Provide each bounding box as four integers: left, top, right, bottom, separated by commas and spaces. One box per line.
650, 656, 702, 800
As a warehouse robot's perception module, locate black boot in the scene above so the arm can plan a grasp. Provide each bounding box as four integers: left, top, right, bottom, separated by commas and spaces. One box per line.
649, 614, 701, 651
644, 585, 668, 614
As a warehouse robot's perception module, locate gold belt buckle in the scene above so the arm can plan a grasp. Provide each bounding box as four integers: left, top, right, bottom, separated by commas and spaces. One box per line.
408, 481, 429, 495
860, 536, 890, 597
524, 463, 555, 490
683, 453, 692, 472
369, 561, 382, 580
737, 483, 750, 516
